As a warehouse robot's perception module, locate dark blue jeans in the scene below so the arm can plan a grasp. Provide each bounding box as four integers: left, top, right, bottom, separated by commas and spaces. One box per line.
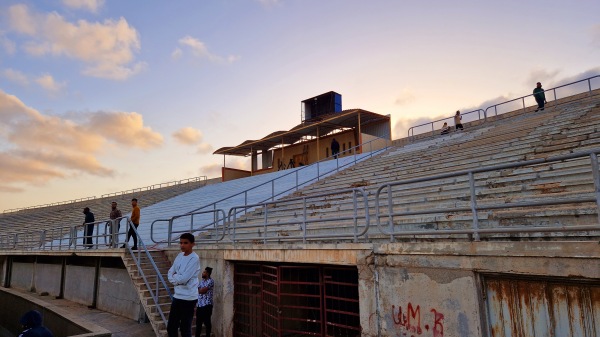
536, 98, 545, 111
167, 298, 197, 337
84, 223, 94, 246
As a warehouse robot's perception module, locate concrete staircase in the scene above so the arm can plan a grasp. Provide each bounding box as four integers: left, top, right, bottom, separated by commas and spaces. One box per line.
123, 250, 173, 337
226, 93, 600, 243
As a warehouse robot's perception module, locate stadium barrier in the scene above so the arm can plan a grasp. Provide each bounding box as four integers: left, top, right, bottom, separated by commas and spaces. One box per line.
375, 149, 600, 242
407, 75, 600, 139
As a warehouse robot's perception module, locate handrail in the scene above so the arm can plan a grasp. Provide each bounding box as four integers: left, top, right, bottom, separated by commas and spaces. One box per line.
126, 218, 173, 327
228, 188, 370, 244
149, 209, 227, 246
150, 137, 390, 244
375, 148, 600, 242
407, 75, 600, 139
483, 75, 599, 119
407, 109, 485, 139
3, 176, 208, 214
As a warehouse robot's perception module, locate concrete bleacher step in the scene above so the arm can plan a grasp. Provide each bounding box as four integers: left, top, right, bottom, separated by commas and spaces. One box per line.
221, 94, 600, 243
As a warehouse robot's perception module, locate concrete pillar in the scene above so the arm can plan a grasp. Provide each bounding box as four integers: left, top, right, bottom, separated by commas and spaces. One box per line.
262, 150, 273, 169
251, 149, 258, 173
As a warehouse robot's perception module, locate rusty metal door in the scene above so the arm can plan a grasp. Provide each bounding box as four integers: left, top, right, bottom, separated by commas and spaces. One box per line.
234, 263, 361, 337
262, 265, 280, 337
323, 267, 361, 337
234, 263, 263, 337
484, 276, 600, 337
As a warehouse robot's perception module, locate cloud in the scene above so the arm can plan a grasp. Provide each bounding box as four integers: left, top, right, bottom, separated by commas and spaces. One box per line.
174, 36, 239, 63
394, 89, 416, 106
171, 47, 182, 60
197, 143, 213, 154
257, 0, 281, 7
6, 4, 143, 80
35, 74, 66, 93
392, 114, 446, 139
62, 0, 105, 12
173, 127, 202, 145
199, 163, 222, 178
0, 90, 163, 191
0, 33, 16, 54
3, 68, 29, 86
524, 68, 560, 87
85, 111, 164, 149
592, 24, 600, 48
200, 157, 246, 178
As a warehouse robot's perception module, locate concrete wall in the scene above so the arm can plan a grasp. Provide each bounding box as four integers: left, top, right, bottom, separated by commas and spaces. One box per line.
64, 265, 95, 306
34, 263, 62, 297
11, 262, 34, 291
97, 266, 142, 321
0, 288, 110, 337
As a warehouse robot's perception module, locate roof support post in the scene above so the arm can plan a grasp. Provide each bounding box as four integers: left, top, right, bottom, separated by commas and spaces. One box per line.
358, 112, 362, 154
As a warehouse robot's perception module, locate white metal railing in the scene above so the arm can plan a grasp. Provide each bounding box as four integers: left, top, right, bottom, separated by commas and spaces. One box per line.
375, 149, 600, 242
408, 75, 600, 139
3, 176, 207, 214
228, 188, 370, 244
150, 137, 391, 245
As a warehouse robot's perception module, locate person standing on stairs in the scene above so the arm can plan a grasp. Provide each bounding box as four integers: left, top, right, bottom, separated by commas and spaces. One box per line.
109, 201, 122, 247
167, 233, 201, 337
533, 82, 547, 111
196, 267, 214, 337
454, 110, 464, 131
121, 198, 140, 250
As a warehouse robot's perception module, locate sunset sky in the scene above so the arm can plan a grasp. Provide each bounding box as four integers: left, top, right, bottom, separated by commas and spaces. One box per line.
1, 0, 599, 210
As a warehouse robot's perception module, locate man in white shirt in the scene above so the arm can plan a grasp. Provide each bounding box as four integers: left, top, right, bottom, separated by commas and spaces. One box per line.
167, 233, 200, 337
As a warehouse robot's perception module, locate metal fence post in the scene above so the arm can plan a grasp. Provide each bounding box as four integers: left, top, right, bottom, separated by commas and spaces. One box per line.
352, 190, 358, 242
387, 185, 394, 243
263, 206, 268, 245
167, 219, 173, 248
468, 172, 481, 241
302, 197, 307, 244
271, 180, 275, 202
590, 153, 600, 224
588, 79, 592, 96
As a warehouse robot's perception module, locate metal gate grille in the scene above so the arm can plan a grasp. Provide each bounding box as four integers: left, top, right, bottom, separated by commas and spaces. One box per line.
234, 263, 360, 337
484, 275, 600, 337
234, 264, 262, 337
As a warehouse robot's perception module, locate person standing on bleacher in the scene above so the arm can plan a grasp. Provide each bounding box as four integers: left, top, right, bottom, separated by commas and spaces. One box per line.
121, 198, 140, 250
533, 82, 547, 111
109, 201, 122, 247
82, 207, 95, 249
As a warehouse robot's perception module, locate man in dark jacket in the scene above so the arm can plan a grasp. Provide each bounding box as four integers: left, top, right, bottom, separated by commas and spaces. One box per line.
331, 138, 340, 159
533, 82, 547, 111
18, 310, 53, 337
82, 207, 95, 248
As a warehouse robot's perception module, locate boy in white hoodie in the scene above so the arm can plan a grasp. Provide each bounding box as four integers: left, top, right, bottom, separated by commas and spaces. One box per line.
167, 233, 201, 337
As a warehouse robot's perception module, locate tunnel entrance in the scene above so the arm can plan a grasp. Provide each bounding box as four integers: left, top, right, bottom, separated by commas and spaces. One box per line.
233, 262, 360, 337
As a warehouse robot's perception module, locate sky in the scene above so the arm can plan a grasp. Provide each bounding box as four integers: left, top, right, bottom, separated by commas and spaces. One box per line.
0, 0, 599, 211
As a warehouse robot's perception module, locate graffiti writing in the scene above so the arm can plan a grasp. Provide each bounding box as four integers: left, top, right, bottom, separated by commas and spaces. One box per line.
392, 303, 444, 337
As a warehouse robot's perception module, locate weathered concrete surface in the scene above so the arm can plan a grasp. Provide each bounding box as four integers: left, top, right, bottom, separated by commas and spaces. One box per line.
10, 262, 33, 291
97, 267, 142, 321
34, 263, 62, 297
64, 265, 95, 306
0, 287, 110, 337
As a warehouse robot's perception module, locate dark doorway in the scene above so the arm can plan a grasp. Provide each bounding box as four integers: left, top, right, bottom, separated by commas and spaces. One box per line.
234, 262, 360, 337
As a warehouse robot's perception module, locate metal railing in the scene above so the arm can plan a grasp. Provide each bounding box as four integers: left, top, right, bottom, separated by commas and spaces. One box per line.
228, 188, 370, 244
3, 176, 208, 214
375, 149, 600, 242
408, 109, 485, 139
126, 219, 172, 328
150, 209, 227, 246
408, 75, 600, 139
150, 137, 391, 245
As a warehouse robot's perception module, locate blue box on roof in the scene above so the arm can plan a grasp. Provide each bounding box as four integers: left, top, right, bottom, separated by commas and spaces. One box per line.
301, 91, 342, 122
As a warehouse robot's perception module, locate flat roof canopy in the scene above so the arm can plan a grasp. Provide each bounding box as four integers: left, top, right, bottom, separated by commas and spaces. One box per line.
214, 109, 389, 156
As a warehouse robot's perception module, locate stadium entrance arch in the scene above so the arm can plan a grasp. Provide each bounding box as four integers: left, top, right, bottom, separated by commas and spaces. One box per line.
233, 262, 360, 337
